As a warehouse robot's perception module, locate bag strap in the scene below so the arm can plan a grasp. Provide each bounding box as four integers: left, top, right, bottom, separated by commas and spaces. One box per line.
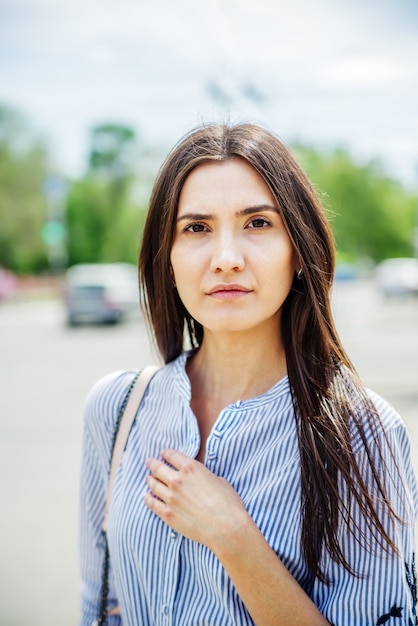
102, 364, 160, 533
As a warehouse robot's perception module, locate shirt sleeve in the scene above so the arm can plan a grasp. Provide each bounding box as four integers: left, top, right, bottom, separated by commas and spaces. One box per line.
312, 403, 418, 626
79, 370, 137, 626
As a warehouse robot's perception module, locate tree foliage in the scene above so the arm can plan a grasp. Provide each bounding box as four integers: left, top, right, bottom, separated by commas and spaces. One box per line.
89, 123, 136, 177
66, 177, 147, 265
295, 146, 416, 263
0, 105, 49, 273
1, 103, 416, 275
66, 123, 147, 267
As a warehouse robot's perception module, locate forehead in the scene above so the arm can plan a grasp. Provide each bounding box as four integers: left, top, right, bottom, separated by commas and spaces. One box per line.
178, 158, 276, 212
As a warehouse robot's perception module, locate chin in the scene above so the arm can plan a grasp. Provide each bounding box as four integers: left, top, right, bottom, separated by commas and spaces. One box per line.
196, 310, 282, 338
199, 318, 271, 336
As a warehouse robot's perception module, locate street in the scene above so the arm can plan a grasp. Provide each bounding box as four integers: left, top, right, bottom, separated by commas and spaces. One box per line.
0, 280, 417, 626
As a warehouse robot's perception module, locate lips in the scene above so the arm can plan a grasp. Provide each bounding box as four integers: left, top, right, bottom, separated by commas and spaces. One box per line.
206, 284, 252, 299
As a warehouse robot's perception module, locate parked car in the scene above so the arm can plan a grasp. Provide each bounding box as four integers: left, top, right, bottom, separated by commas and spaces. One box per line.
375, 257, 418, 297
63, 263, 139, 325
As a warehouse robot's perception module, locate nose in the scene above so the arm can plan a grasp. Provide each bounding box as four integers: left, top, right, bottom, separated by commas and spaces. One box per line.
210, 231, 245, 273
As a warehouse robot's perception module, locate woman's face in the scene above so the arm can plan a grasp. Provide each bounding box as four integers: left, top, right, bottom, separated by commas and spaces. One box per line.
170, 158, 297, 339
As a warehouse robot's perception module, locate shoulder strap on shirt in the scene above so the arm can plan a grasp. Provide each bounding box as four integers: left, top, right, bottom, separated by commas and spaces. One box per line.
102, 365, 160, 532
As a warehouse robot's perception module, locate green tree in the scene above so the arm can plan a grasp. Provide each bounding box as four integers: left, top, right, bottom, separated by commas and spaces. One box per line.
295, 146, 416, 263
89, 123, 136, 206
0, 105, 50, 273
89, 123, 135, 172
66, 177, 147, 265
66, 123, 147, 266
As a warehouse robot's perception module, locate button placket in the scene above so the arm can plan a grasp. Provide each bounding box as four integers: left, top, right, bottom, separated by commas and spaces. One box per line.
158, 531, 182, 626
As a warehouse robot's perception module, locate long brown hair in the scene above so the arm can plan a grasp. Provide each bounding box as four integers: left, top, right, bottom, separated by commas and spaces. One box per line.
139, 123, 398, 581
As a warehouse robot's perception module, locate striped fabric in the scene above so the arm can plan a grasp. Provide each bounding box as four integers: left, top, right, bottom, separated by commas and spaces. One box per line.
79, 352, 418, 626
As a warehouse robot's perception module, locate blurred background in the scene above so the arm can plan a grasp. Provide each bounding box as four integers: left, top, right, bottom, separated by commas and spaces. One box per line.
0, 0, 417, 624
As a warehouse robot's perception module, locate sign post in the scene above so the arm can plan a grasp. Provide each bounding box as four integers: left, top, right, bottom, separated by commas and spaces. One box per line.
42, 175, 68, 271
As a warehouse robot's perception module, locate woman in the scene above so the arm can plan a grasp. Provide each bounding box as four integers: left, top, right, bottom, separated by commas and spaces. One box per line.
80, 123, 418, 625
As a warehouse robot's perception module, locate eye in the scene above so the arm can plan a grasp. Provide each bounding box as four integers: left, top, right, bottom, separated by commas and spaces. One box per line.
247, 217, 271, 229
183, 222, 208, 233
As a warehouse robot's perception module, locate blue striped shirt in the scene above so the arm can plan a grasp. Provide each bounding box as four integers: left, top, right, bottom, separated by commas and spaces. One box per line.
79, 352, 418, 625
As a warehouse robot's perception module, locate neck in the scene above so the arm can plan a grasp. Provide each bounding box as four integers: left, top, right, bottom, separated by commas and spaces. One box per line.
187, 328, 287, 408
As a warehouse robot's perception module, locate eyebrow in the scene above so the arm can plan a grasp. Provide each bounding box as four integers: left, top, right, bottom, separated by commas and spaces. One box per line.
176, 204, 280, 222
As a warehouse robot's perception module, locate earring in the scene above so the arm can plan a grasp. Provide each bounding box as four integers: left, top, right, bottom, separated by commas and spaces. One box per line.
297, 268, 303, 280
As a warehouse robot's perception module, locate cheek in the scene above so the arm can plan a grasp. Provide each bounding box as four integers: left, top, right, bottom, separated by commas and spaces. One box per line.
170, 250, 185, 288
171, 242, 206, 281
170, 247, 198, 307
169, 244, 182, 281
260, 241, 296, 278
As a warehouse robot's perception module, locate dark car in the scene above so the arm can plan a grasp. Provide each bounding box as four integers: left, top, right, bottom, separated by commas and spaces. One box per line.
63, 263, 139, 325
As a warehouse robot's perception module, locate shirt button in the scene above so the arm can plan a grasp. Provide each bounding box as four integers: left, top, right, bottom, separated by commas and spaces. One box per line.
170, 530, 177, 540
162, 604, 169, 615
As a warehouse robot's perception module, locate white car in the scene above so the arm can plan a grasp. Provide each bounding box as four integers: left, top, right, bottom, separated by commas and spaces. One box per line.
64, 262, 139, 325
375, 257, 418, 297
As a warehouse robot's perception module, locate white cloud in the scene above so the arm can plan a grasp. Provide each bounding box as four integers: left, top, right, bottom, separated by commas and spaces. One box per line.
0, 0, 417, 185
320, 57, 402, 87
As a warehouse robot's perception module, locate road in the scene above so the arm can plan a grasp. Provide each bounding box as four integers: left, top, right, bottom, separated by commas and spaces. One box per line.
0, 280, 417, 626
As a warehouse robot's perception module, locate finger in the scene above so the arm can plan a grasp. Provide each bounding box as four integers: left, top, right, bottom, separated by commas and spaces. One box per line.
146, 473, 170, 502
160, 448, 195, 470
146, 457, 176, 483
144, 487, 181, 530
143, 491, 169, 518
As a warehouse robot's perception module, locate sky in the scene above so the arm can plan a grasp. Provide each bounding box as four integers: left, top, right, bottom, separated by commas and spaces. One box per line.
1, 0, 417, 186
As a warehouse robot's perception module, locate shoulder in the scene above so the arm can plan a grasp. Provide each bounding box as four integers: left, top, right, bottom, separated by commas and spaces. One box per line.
82, 356, 185, 440
366, 388, 405, 433
348, 384, 415, 477
364, 388, 414, 461
359, 389, 418, 513
83, 369, 139, 442
347, 387, 411, 460
348, 383, 408, 451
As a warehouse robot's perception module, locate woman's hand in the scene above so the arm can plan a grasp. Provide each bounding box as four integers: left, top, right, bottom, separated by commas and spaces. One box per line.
144, 448, 329, 626
144, 448, 246, 548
